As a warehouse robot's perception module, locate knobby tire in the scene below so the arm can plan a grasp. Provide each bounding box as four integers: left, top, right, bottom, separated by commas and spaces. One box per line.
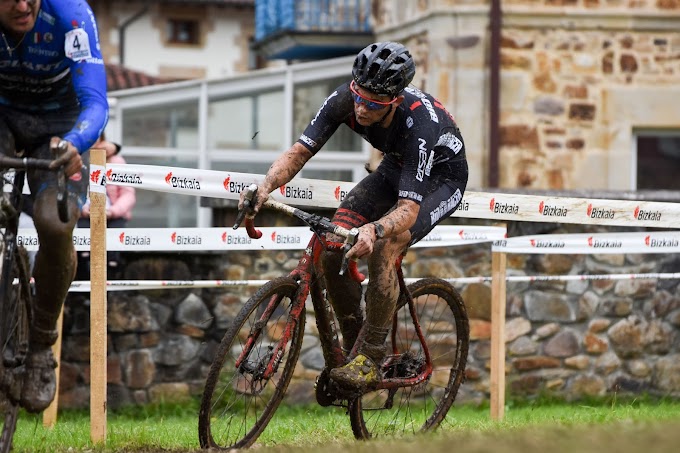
348, 278, 469, 439
198, 277, 304, 450
0, 248, 31, 453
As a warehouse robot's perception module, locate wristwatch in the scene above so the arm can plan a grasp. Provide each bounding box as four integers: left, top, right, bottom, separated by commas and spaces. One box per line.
372, 221, 385, 239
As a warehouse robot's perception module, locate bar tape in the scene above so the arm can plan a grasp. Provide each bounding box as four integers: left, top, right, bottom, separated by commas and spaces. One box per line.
17, 225, 507, 251
106, 163, 680, 228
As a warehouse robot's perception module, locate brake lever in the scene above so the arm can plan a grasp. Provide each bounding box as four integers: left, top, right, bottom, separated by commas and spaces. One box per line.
52, 140, 70, 223
339, 227, 360, 276
233, 183, 258, 230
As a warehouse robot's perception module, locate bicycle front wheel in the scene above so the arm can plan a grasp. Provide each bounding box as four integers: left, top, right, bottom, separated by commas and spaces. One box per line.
199, 277, 305, 450
349, 277, 469, 439
0, 248, 31, 453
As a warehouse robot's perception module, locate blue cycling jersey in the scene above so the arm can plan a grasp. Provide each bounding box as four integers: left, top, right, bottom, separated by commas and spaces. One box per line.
0, 0, 108, 154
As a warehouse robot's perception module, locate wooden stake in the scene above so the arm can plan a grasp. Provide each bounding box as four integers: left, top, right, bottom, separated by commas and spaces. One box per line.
490, 249, 507, 421
42, 305, 64, 428
89, 148, 107, 443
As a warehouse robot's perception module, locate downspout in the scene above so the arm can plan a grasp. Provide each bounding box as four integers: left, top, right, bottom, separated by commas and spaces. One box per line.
488, 0, 501, 187
119, 6, 149, 66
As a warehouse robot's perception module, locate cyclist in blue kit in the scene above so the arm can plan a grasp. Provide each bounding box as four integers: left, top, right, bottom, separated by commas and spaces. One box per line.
241, 42, 468, 390
0, 0, 108, 412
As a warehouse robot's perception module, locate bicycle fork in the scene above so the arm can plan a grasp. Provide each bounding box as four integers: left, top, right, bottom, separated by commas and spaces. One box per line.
234, 285, 305, 382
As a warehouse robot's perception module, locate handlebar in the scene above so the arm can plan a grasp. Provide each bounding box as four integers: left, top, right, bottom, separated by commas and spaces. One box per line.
234, 183, 365, 282
0, 141, 70, 223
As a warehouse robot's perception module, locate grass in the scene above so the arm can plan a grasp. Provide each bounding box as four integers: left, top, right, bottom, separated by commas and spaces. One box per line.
9, 396, 680, 453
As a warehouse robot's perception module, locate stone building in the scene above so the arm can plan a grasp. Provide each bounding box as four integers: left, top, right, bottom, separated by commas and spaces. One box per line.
372, 0, 680, 191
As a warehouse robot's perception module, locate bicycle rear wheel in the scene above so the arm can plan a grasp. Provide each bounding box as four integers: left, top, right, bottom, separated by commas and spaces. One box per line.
349, 278, 469, 439
198, 277, 305, 450
0, 247, 31, 453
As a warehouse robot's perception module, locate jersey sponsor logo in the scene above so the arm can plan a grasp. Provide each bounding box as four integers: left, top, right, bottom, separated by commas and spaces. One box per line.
489, 198, 519, 215
435, 133, 463, 154
429, 188, 462, 224
538, 201, 568, 217
222, 176, 248, 193
634, 206, 661, 221
299, 134, 317, 149
311, 90, 338, 125
165, 172, 201, 190
406, 116, 414, 128
27, 46, 59, 57
416, 138, 428, 182
586, 203, 614, 219
221, 231, 251, 245
0, 59, 62, 72
119, 232, 151, 246
645, 236, 678, 247
405, 87, 438, 123
106, 169, 142, 185
279, 184, 313, 200
587, 237, 622, 248
171, 232, 202, 245
39, 10, 56, 26
530, 238, 565, 248
270, 231, 301, 244
334, 186, 348, 201
399, 190, 423, 202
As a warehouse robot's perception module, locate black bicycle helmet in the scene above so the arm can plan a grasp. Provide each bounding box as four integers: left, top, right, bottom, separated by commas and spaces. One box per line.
352, 41, 416, 97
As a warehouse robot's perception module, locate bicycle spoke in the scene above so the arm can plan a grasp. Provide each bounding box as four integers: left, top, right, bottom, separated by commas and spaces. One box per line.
350, 278, 469, 439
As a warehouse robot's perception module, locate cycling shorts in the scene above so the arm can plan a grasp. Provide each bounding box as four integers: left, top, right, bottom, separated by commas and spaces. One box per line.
0, 106, 88, 207
336, 154, 468, 246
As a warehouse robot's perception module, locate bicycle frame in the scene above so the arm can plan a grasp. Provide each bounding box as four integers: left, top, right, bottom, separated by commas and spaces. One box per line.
235, 209, 435, 395
0, 170, 25, 347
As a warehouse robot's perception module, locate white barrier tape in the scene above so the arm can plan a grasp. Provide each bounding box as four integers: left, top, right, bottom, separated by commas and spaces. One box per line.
17, 225, 506, 251
492, 231, 680, 254
107, 164, 680, 228
66, 272, 680, 292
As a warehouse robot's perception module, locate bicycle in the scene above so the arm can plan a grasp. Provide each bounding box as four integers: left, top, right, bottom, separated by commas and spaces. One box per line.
0, 145, 71, 453
198, 184, 469, 449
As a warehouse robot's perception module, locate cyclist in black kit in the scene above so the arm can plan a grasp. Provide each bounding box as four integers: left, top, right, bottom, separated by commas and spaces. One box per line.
241, 41, 468, 389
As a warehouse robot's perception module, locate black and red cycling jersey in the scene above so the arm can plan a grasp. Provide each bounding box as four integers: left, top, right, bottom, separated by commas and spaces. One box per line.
297, 82, 467, 206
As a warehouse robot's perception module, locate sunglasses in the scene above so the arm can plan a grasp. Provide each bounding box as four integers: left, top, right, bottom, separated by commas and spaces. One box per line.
349, 80, 398, 110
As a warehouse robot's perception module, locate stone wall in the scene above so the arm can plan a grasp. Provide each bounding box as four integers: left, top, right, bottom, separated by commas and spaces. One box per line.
56, 220, 680, 409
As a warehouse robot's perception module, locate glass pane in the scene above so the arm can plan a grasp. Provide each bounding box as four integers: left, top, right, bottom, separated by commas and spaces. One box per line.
300, 168, 353, 182
211, 161, 271, 175
208, 90, 284, 150
294, 76, 362, 152
122, 102, 199, 148
637, 135, 680, 190
122, 157, 198, 228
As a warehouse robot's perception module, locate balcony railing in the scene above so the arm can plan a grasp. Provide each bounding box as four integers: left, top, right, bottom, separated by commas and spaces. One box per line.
254, 0, 373, 60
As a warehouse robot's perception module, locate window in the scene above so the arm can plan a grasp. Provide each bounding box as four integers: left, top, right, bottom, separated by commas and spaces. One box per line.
123, 102, 199, 148
636, 133, 680, 190
294, 76, 363, 152
208, 90, 284, 150
167, 19, 200, 45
